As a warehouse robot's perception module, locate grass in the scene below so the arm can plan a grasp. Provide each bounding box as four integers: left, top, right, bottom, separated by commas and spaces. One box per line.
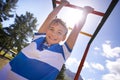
0, 58, 9, 69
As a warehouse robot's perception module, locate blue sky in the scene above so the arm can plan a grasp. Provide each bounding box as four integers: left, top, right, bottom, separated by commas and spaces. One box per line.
2, 0, 120, 80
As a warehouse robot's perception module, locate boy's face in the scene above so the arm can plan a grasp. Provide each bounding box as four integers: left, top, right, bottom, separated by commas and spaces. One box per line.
46, 22, 67, 45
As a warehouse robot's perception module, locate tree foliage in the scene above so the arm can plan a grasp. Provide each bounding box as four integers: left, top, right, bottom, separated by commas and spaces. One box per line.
0, 0, 18, 58
0, 0, 18, 22
56, 64, 66, 80
0, 12, 37, 57
8, 12, 37, 51
0, 0, 38, 59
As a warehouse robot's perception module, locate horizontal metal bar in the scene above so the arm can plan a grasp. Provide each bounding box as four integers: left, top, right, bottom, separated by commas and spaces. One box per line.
56, 1, 104, 16
68, 27, 92, 37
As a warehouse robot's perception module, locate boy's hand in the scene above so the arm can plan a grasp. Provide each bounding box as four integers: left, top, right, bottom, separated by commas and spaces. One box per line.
61, 0, 69, 6
83, 6, 94, 14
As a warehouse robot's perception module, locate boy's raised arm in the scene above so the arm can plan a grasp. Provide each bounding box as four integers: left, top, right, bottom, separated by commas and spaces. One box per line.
66, 6, 94, 49
38, 0, 69, 33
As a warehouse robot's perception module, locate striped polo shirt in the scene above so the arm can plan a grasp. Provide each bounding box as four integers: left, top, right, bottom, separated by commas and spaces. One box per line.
0, 33, 72, 80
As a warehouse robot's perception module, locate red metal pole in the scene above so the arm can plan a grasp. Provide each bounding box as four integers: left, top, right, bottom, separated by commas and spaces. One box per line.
56, 1, 104, 16
74, 44, 90, 80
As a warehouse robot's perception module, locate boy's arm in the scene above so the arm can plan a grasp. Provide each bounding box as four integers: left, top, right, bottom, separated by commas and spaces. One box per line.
38, 0, 69, 33
66, 6, 94, 49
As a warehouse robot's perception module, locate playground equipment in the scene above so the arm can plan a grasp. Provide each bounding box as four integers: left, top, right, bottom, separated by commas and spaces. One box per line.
52, 0, 118, 80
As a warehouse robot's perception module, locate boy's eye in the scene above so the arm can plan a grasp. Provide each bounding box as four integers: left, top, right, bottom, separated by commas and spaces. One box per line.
49, 28, 54, 31
58, 32, 62, 35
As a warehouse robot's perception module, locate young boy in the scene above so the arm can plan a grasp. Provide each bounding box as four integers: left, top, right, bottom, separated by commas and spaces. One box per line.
0, 0, 94, 80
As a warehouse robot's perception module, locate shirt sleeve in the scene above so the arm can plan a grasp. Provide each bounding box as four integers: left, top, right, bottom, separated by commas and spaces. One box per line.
62, 42, 72, 60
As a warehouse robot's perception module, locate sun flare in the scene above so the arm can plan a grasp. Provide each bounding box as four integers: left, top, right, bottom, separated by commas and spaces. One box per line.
63, 8, 83, 28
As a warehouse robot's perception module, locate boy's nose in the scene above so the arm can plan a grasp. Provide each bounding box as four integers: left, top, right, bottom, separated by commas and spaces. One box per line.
52, 31, 57, 36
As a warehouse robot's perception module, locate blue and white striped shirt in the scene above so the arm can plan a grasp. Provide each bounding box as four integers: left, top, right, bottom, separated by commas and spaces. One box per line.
1, 33, 72, 80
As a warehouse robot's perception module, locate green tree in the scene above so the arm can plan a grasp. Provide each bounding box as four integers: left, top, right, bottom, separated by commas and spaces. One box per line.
0, 23, 2, 28
56, 64, 66, 80
0, 0, 18, 22
12, 12, 37, 51
0, 0, 18, 58
0, 28, 10, 49
0, 12, 37, 58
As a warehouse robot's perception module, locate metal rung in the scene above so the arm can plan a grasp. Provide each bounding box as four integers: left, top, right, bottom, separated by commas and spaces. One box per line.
68, 27, 92, 37
56, 1, 104, 16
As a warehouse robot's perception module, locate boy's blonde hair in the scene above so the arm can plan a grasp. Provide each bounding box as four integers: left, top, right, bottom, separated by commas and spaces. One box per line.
50, 18, 68, 35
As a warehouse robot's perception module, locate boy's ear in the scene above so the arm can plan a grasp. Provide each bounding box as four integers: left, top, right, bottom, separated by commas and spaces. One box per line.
62, 35, 66, 41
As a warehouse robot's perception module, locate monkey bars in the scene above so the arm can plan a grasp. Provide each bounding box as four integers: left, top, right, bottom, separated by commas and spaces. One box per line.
52, 0, 118, 80
56, 1, 104, 17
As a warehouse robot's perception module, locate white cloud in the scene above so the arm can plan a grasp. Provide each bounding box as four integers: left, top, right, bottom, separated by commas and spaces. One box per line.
105, 40, 111, 44
83, 62, 104, 71
102, 58, 120, 80
102, 73, 120, 80
65, 58, 104, 72
102, 42, 120, 58
101, 41, 120, 80
87, 78, 95, 80
81, 41, 120, 80
106, 58, 120, 74
65, 57, 79, 72
83, 61, 90, 69
94, 46, 100, 51
65, 57, 79, 66
66, 41, 120, 80
91, 63, 104, 71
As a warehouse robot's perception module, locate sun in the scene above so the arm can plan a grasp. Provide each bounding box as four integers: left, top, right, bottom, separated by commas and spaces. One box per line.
62, 8, 83, 28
